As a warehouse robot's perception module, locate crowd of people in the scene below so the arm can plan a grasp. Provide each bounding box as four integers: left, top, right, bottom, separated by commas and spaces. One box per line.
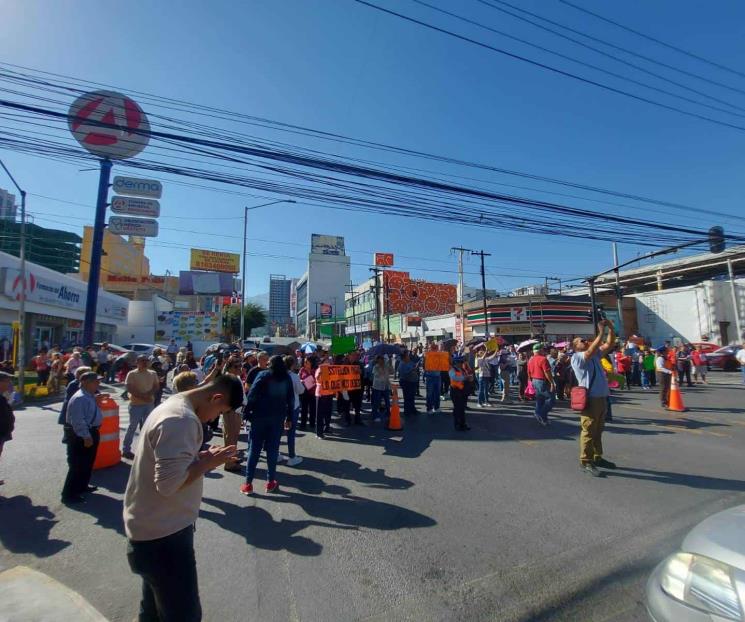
0, 330, 737, 622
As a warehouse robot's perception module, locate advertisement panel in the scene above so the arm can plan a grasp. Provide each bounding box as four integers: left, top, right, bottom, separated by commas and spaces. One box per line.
178, 271, 234, 296
190, 248, 240, 273
319, 303, 333, 318
155, 311, 221, 342
383, 270, 456, 317
311, 234, 345, 256
375, 252, 394, 267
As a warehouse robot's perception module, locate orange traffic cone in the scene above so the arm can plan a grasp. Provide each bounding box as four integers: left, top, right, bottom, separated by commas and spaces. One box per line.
387, 383, 403, 431
668, 373, 687, 412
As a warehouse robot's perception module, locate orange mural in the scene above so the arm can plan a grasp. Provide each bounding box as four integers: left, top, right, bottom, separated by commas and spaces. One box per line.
383, 271, 456, 317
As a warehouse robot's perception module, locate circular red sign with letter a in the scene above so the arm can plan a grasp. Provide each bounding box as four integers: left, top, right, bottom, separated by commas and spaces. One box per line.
68, 90, 150, 159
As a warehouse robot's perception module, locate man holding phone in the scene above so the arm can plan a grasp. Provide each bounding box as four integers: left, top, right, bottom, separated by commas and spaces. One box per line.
571, 320, 616, 477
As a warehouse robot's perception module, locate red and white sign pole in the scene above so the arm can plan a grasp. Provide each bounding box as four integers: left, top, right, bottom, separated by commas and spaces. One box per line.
68, 91, 150, 345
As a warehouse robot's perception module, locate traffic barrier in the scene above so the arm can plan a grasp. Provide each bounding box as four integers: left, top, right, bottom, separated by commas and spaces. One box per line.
668, 374, 687, 412
93, 393, 121, 470
388, 383, 403, 431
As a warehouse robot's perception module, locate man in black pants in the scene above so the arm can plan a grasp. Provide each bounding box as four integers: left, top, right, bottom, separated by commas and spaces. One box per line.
61, 372, 102, 504
347, 351, 365, 425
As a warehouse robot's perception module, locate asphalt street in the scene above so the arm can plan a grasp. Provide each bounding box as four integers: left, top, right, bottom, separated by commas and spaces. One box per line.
1, 374, 744, 622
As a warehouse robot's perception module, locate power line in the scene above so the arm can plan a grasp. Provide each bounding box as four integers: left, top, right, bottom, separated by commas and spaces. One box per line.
478, 0, 745, 97
557, 0, 745, 80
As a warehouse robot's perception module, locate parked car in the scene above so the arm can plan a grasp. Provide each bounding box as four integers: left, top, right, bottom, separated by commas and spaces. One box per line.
706, 346, 742, 372
687, 342, 720, 355
646, 503, 745, 621
122, 343, 165, 357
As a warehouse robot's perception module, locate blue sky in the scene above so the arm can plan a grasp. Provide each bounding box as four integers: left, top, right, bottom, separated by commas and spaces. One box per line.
1, 0, 744, 297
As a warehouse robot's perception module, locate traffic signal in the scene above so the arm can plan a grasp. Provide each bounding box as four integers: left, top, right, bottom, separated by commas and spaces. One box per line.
708, 226, 725, 253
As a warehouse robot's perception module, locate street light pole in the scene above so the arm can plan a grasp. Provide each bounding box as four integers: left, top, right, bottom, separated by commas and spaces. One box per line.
240, 199, 295, 341
0, 159, 27, 401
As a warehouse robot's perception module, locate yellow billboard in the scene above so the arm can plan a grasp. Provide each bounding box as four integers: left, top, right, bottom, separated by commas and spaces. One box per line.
190, 248, 240, 273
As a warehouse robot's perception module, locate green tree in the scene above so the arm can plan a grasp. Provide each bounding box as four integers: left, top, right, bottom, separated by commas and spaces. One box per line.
225, 303, 267, 338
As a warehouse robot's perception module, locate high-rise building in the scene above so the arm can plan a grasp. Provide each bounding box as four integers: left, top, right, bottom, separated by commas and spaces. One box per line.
295, 234, 350, 338
268, 274, 292, 327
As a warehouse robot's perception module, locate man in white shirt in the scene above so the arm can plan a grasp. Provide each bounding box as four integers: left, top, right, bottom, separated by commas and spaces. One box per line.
124, 374, 243, 622
655, 347, 674, 408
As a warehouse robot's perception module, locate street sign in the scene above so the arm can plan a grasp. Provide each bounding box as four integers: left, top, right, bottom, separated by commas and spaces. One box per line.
68, 90, 150, 159
110, 196, 160, 218
112, 176, 163, 199
108, 216, 159, 237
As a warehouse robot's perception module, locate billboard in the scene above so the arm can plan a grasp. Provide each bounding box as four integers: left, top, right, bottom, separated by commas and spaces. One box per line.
375, 252, 394, 267
320, 303, 333, 318
155, 311, 221, 342
178, 271, 234, 295
190, 248, 240, 273
311, 234, 345, 256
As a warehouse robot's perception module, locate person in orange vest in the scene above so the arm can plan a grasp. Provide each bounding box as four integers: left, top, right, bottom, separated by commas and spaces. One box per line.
449, 356, 470, 431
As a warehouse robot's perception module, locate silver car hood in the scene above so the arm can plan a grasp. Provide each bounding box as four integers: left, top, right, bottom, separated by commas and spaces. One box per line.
682, 504, 745, 571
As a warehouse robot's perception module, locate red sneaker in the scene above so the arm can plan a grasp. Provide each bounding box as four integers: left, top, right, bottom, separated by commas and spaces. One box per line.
265, 480, 279, 493
239, 482, 253, 496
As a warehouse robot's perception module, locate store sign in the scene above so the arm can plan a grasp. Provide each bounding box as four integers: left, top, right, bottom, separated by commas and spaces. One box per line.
493, 323, 532, 335
108, 216, 159, 237
375, 252, 394, 267
110, 196, 160, 218
112, 176, 163, 199
178, 271, 234, 296
190, 248, 240, 273
3, 268, 127, 320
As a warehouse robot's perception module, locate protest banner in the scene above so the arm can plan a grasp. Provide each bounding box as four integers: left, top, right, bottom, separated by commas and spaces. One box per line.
317, 365, 361, 392
424, 351, 450, 372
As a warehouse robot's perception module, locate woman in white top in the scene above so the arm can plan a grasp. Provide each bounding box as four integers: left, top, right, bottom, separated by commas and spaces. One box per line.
475, 348, 492, 407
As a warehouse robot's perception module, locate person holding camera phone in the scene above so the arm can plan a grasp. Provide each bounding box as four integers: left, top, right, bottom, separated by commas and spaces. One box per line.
570, 320, 617, 478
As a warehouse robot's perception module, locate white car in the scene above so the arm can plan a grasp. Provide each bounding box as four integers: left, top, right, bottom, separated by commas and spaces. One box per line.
646, 504, 745, 621
122, 343, 164, 357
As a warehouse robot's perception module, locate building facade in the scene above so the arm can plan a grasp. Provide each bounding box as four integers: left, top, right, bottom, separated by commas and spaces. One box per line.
295, 234, 350, 338
0, 220, 81, 274
466, 295, 594, 342
0, 251, 129, 360
345, 271, 456, 342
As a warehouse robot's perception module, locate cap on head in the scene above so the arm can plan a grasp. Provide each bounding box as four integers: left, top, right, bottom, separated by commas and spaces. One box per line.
532, 343, 543, 352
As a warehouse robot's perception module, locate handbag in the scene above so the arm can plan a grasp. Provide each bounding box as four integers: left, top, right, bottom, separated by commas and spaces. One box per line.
570, 361, 596, 412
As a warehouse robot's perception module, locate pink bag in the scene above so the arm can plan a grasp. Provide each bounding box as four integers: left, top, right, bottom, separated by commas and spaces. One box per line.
525, 380, 536, 397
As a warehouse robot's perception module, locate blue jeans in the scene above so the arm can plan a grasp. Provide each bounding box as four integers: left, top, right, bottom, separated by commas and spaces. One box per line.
286, 407, 300, 458
478, 375, 490, 405
371, 388, 391, 420
245, 418, 283, 483
741, 366, 745, 384
425, 374, 441, 411
123, 403, 154, 453
531, 379, 555, 422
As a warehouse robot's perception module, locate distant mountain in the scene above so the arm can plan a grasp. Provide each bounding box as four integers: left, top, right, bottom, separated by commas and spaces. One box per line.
246, 292, 269, 309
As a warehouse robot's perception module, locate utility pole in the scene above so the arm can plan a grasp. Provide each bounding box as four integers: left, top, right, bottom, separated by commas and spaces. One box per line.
347, 281, 359, 345
471, 250, 492, 338
727, 258, 743, 341
369, 267, 382, 343
0, 159, 27, 401
612, 242, 625, 338
451, 246, 472, 343
240, 199, 295, 341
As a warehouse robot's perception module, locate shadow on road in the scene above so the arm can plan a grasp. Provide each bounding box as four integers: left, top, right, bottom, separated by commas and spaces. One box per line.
200, 497, 328, 556
0, 495, 71, 557
608, 467, 745, 492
